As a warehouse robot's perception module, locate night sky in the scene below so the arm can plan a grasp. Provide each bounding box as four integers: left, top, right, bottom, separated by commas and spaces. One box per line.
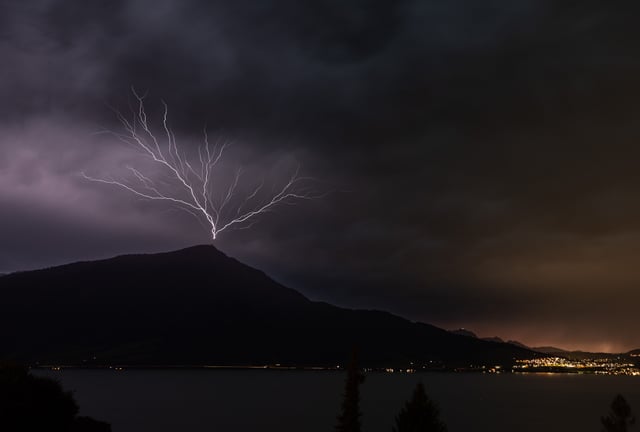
3, 1, 640, 352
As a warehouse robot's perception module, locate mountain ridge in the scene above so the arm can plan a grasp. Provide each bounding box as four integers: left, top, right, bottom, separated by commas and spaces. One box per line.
448, 327, 640, 358
0, 245, 540, 367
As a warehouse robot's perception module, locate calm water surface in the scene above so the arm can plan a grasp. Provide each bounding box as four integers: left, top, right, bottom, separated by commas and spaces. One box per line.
34, 369, 640, 432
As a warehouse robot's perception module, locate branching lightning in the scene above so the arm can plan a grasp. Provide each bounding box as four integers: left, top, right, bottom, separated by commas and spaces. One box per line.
81, 89, 317, 241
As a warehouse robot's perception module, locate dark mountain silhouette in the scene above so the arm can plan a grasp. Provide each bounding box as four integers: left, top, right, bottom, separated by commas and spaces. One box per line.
530, 346, 638, 361
447, 323, 640, 359
533, 346, 569, 354
506, 340, 530, 350
528, 345, 640, 361
449, 329, 478, 339
450, 330, 532, 352
0, 245, 540, 367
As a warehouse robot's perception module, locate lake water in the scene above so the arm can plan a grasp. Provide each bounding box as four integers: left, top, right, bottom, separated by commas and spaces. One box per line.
34, 369, 640, 432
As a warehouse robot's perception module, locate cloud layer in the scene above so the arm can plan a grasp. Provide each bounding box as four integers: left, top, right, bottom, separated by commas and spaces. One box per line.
3, 0, 640, 351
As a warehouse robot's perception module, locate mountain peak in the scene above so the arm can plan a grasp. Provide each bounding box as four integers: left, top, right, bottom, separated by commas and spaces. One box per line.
450, 328, 478, 338
152, 243, 228, 260
165, 244, 221, 254
0, 246, 538, 366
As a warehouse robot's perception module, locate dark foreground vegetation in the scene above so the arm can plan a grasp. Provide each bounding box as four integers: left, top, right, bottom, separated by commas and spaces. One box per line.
0, 364, 111, 432
602, 394, 635, 432
336, 350, 448, 432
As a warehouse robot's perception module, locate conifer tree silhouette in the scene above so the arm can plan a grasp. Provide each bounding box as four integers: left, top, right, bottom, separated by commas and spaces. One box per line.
336, 349, 365, 432
393, 382, 447, 432
602, 394, 635, 432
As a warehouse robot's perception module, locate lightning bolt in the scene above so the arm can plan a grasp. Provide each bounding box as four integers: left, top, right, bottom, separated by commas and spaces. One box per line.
82, 89, 318, 241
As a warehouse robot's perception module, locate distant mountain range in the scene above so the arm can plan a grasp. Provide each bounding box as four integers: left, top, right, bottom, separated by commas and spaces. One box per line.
450, 329, 536, 351
0, 245, 541, 367
449, 328, 639, 360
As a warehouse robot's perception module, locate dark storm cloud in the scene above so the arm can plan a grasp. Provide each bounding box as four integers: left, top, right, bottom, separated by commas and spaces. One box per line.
4, 0, 640, 351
